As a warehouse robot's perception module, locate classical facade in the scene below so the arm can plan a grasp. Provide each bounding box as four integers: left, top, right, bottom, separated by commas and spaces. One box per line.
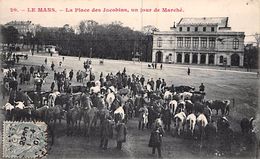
152, 17, 245, 66
5, 21, 36, 36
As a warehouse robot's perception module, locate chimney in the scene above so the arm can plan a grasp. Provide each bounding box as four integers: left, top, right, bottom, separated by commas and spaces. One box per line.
225, 17, 228, 27
170, 21, 177, 30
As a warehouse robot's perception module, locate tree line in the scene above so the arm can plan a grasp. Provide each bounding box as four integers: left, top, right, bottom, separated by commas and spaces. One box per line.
0, 20, 158, 62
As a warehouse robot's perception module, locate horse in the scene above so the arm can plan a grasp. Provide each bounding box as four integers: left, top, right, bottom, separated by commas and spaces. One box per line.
82, 107, 98, 136
66, 105, 82, 136
55, 93, 71, 110
72, 92, 83, 106
31, 105, 49, 122
46, 105, 64, 127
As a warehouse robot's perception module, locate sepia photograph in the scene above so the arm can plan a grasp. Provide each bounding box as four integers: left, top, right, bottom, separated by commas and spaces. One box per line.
0, 0, 259, 158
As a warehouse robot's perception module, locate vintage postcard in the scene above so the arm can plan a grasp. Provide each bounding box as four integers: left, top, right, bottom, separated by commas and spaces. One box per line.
0, 0, 259, 158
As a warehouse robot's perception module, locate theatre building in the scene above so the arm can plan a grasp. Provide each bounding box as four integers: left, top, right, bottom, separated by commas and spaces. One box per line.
152, 17, 245, 67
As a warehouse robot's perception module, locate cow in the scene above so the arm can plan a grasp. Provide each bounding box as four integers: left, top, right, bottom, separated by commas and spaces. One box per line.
163, 90, 173, 101
185, 100, 194, 115
114, 106, 125, 124
48, 91, 61, 107
106, 92, 115, 110
178, 92, 193, 101
174, 111, 186, 136
240, 117, 254, 135
186, 113, 196, 136
206, 100, 230, 115
68, 85, 88, 93
169, 100, 178, 116
196, 113, 208, 138
191, 92, 205, 103
2, 103, 15, 120
175, 85, 195, 93
13, 101, 33, 121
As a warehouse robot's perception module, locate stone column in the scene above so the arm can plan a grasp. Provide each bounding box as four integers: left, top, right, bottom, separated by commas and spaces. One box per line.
227, 54, 231, 66
198, 37, 201, 49
198, 53, 201, 64
189, 53, 192, 64
182, 52, 184, 64
174, 52, 177, 64
152, 51, 156, 62
214, 54, 217, 65
240, 54, 244, 67
206, 53, 209, 65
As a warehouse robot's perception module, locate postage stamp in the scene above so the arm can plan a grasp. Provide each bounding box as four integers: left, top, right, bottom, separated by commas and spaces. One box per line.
2, 121, 48, 158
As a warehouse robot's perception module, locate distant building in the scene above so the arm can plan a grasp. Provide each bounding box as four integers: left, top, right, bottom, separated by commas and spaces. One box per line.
152, 17, 245, 66
45, 45, 58, 54
5, 20, 36, 36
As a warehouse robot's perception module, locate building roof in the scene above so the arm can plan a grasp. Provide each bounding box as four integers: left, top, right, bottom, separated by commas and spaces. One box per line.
5, 20, 33, 26
178, 17, 228, 27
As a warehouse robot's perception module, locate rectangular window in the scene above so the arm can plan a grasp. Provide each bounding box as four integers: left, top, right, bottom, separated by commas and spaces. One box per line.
203, 27, 206, 32
179, 27, 182, 32
187, 27, 190, 32
184, 37, 191, 48
157, 37, 162, 47
209, 37, 216, 48
211, 27, 215, 32
177, 37, 183, 48
201, 37, 207, 48
195, 27, 198, 32
192, 37, 199, 48
170, 37, 173, 44
233, 39, 239, 49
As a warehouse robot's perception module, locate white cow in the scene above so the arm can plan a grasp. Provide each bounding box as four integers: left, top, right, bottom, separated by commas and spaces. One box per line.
106, 92, 115, 110
169, 100, 178, 115
114, 106, 125, 121
15, 101, 25, 109
197, 113, 208, 128
90, 80, 102, 94
2, 68, 16, 77
179, 92, 193, 100
48, 91, 61, 107
174, 112, 187, 135
164, 91, 173, 100
3, 103, 15, 111
186, 113, 196, 135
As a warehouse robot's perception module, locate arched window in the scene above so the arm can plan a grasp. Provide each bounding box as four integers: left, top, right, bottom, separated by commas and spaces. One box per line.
157, 37, 162, 47
233, 38, 239, 50
219, 56, 223, 63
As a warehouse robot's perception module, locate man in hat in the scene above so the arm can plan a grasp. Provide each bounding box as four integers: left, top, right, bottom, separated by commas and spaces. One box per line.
100, 115, 114, 150
116, 117, 127, 150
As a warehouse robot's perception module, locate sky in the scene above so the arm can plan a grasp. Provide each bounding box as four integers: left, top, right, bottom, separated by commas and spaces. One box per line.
0, 0, 259, 43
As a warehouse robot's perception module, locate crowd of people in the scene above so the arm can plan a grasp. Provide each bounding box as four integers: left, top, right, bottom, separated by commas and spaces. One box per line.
1, 55, 258, 158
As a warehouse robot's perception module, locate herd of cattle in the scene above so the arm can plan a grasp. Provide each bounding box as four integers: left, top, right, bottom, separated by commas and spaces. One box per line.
1, 62, 257, 156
